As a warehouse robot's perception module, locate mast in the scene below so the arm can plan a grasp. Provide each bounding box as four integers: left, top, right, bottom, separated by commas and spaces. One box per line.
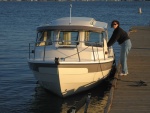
69, 4, 72, 25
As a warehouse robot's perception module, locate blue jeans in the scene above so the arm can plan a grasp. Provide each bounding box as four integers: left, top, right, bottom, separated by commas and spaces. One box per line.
120, 39, 132, 74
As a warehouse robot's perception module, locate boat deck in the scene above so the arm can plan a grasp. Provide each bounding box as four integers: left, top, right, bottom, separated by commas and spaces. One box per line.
105, 26, 150, 113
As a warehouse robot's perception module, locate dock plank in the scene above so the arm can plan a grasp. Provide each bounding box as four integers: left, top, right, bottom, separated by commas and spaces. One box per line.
106, 26, 150, 113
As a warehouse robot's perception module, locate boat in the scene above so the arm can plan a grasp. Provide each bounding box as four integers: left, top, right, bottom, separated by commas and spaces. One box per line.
28, 17, 115, 97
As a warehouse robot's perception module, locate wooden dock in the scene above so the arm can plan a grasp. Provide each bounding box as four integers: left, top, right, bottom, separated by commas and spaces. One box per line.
105, 26, 150, 113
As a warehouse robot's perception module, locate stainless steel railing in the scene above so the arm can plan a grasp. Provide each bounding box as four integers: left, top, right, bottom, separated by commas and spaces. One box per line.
28, 41, 105, 62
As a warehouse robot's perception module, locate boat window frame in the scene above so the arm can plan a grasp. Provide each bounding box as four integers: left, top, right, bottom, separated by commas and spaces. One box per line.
58, 31, 79, 46
36, 30, 54, 46
84, 31, 106, 47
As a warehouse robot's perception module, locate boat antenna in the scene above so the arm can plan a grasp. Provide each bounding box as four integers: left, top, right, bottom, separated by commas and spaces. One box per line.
69, 4, 72, 25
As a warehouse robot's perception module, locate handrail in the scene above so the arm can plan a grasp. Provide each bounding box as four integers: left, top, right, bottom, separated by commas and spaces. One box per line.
92, 45, 95, 61
76, 45, 80, 62
103, 42, 105, 60
28, 41, 104, 62
43, 45, 46, 61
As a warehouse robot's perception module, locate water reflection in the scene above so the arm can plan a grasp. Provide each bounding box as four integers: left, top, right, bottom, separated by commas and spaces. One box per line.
29, 78, 112, 113
30, 85, 63, 113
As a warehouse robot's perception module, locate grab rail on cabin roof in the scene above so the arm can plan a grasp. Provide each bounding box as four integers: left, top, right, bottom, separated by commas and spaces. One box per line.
28, 40, 105, 62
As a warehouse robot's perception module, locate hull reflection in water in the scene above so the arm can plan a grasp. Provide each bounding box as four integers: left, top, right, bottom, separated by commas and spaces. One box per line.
29, 73, 114, 113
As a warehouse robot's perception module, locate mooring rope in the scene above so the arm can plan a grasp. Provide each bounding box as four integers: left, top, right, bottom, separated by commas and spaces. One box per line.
64, 46, 89, 59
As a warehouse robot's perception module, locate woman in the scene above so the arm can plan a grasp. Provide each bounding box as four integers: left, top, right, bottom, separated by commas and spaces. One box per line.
107, 20, 132, 76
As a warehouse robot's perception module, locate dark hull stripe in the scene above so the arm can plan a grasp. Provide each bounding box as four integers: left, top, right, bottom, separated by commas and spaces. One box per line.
28, 61, 113, 73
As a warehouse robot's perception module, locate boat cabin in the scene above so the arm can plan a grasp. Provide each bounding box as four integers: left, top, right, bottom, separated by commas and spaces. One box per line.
29, 17, 111, 62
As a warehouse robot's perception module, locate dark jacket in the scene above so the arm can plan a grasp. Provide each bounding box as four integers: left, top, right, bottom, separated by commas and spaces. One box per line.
107, 27, 130, 47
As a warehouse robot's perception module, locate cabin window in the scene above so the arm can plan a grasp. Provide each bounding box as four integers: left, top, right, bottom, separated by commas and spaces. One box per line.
84, 31, 104, 47
58, 31, 79, 45
36, 31, 54, 46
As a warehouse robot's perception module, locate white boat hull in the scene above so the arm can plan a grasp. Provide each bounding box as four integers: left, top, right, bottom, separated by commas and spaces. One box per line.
28, 17, 115, 97
29, 61, 113, 97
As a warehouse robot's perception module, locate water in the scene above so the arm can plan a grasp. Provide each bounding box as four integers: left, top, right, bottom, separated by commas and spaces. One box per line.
0, 1, 150, 113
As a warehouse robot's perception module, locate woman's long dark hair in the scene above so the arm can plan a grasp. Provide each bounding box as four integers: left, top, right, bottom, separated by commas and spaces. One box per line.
111, 20, 120, 28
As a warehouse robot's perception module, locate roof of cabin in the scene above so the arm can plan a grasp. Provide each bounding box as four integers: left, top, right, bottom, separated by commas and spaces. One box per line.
37, 17, 108, 32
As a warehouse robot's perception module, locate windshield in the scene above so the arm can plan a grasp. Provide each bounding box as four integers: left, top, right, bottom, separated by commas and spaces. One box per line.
36, 31, 54, 46
84, 31, 106, 47
58, 31, 79, 45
